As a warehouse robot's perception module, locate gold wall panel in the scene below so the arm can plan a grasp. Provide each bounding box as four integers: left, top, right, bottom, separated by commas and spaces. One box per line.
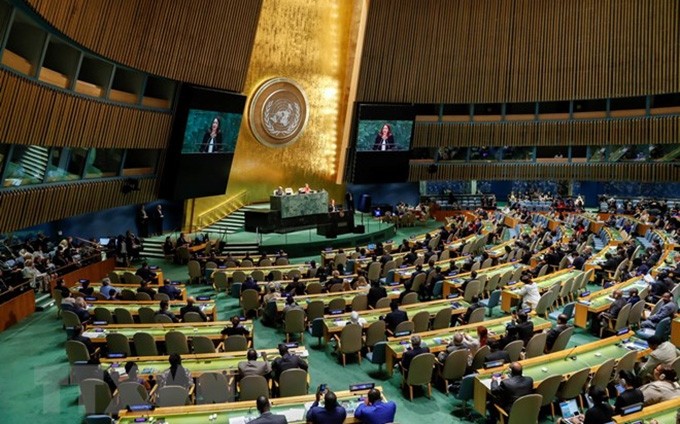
191, 0, 362, 218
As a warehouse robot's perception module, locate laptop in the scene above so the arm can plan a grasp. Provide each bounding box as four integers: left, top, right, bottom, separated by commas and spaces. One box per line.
559, 399, 580, 423
620, 402, 643, 416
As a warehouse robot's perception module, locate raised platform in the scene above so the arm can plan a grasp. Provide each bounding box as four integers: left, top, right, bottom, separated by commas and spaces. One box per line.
255, 219, 395, 257
146, 210, 440, 258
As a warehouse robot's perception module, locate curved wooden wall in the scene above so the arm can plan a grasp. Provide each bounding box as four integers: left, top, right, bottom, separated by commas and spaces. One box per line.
413, 116, 680, 148
23, 0, 263, 92
0, 177, 158, 232
358, 0, 680, 103
0, 69, 172, 148
409, 163, 680, 184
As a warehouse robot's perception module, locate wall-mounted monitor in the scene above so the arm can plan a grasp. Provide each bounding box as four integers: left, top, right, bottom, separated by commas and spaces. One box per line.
180, 109, 242, 154
354, 104, 414, 151
161, 85, 246, 200
346, 104, 415, 183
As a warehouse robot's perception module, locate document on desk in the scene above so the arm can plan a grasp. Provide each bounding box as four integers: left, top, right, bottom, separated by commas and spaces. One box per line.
229, 415, 257, 424
282, 408, 306, 421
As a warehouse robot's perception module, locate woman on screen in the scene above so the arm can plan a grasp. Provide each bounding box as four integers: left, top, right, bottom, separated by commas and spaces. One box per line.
373, 123, 395, 151
199, 117, 224, 153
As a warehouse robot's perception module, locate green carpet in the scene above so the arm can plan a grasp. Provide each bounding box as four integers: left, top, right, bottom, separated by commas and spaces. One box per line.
0, 261, 604, 423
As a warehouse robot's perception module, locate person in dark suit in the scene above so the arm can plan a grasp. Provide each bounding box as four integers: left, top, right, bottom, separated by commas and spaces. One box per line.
250, 395, 288, 424
345, 191, 354, 211
373, 123, 395, 151
401, 335, 430, 376
306, 388, 347, 424
490, 362, 534, 417
237, 349, 271, 379
136, 262, 158, 283
271, 344, 308, 382
153, 204, 164, 236
641, 291, 678, 329
571, 252, 585, 270
179, 297, 207, 322
71, 325, 96, 355
199, 117, 224, 153
155, 300, 179, 323
137, 281, 157, 298
459, 295, 483, 325
78, 280, 94, 297
593, 289, 626, 335
159, 279, 181, 300
221, 315, 251, 337
384, 301, 408, 333
136, 205, 149, 238
545, 314, 570, 352
509, 310, 534, 345
242, 276, 261, 293
367, 279, 387, 308
614, 370, 644, 415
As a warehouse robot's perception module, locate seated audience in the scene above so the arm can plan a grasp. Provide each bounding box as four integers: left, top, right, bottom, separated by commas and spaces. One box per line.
155, 300, 179, 322
401, 335, 430, 376
157, 353, 192, 390
221, 315, 250, 337
306, 388, 347, 424
353, 388, 397, 424
614, 370, 644, 415
159, 279, 181, 300
237, 349, 271, 379
545, 313, 571, 352
271, 344, 308, 382
250, 395, 287, 423
641, 292, 677, 329
179, 297, 208, 322
640, 365, 680, 405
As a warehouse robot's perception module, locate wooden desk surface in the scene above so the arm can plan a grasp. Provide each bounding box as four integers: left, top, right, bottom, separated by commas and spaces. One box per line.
83, 321, 252, 343
85, 300, 216, 320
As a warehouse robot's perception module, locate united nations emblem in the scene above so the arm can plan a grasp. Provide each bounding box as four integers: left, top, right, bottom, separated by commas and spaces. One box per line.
249, 78, 309, 147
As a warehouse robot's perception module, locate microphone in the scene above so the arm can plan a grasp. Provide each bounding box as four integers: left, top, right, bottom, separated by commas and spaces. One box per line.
564, 345, 578, 361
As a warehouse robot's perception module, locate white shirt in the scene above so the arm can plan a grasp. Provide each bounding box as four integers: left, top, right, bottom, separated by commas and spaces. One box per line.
516, 283, 540, 309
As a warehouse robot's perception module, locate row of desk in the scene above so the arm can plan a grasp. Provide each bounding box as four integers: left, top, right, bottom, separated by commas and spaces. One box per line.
472, 332, 650, 414
117, 387, 380, 424
383, 314, 552, 375
83, 321, 253, 346
84, 299, 217, 321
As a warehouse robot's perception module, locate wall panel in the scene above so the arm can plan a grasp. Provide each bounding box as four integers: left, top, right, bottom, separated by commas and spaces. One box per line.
412, 116, 680, 148
0, 178, 157, 233
24, 0, 263, 92
0, 69, 172, 148
358, 0, 680, 103
410, 163, 680, 183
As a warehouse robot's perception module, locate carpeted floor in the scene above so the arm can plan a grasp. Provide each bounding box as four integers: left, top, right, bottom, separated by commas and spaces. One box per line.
0, 228, 605, 423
